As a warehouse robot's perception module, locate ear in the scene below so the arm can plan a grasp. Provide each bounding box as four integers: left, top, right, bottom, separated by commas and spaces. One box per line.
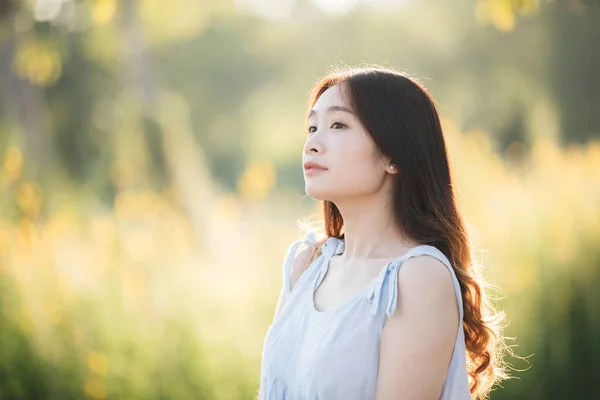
383, 156, 399, 175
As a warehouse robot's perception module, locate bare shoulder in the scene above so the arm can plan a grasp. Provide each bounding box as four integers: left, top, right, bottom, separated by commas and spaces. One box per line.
396, 255, 455, 296
374, 255, 459, 398
289, 242, 316, 291
391, 254, 458, 321
272, 239, 318, 321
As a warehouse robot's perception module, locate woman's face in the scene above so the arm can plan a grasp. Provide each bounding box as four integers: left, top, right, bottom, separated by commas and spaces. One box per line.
303, 83, 394, 201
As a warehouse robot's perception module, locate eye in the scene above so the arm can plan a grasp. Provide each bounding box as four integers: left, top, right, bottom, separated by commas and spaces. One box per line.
307, 125, 317, 134
331, 122, 346, 129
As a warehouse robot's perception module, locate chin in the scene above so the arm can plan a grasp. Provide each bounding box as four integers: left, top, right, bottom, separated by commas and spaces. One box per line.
304, 184, 332, 201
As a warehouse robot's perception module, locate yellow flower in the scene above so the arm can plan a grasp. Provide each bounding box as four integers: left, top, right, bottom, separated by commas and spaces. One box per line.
237, 160, 277, 201
87, 351, 109, 376
2, 146, 23, 183
84, 376, 106, 399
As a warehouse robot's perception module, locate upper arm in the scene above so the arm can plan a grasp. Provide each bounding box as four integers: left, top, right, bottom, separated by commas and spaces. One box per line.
272, 243, 314, 320
375, 256, 460, 400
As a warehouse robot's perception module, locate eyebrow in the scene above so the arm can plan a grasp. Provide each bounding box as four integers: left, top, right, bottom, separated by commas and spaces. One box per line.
308, 105, 355, 118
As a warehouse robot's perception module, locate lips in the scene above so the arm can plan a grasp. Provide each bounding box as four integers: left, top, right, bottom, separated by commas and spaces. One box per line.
304, 162, 328, 171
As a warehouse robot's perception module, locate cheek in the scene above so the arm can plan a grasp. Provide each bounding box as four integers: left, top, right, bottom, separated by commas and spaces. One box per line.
337, 134, 381, 180
305, 135, 385, 199
334, 158, 383, 192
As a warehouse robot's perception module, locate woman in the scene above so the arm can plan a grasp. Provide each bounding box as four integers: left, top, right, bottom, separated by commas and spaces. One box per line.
258, 67, 508, 400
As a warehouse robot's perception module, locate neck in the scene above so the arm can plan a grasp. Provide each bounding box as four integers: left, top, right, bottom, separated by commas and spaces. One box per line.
332, 193, 417, 262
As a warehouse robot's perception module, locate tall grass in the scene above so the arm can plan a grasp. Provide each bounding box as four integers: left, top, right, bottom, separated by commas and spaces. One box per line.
1, 111, 599, 399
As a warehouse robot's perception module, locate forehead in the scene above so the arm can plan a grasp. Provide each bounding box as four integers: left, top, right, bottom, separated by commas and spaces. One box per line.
312, 84, 349, 110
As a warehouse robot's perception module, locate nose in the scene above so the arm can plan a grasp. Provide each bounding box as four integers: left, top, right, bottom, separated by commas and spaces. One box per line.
304, 144, 318, 154
303, 134, 322, 155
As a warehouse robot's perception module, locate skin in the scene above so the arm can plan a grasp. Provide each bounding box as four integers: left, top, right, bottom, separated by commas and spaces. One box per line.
272, 83, 459, 400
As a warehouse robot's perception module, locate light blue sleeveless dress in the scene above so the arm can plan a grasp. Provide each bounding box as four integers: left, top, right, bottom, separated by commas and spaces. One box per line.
259, 232, 472, 400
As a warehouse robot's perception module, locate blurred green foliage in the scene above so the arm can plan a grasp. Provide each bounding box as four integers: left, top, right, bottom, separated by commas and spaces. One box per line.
1, 0, 599, 399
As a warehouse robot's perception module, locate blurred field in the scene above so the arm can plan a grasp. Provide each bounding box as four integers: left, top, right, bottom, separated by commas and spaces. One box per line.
1, 0, 600, 399
2, 122, 599, 399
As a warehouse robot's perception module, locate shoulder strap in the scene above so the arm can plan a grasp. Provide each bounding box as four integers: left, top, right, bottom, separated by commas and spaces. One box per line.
368, 245, 464, 321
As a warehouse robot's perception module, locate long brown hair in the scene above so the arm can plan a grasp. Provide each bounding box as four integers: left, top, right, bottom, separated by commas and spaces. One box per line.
302, 67, 509, 398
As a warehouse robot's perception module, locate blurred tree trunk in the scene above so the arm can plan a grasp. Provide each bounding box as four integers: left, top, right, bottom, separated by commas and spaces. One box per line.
0, 13, 52, 180
117, 0, 214, 254
119, 0, 158, 114
548, 0, 600, 144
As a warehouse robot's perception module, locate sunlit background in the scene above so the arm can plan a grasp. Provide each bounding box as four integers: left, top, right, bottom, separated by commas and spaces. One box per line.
0, 0, 599, 399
